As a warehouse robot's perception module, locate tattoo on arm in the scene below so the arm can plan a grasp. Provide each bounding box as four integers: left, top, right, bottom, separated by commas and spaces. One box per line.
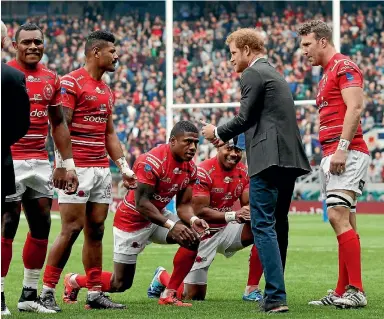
62, 107, 74, 125
48, 105, 65, 127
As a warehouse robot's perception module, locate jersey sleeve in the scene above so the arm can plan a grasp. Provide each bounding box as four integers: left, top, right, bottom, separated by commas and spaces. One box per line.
193, 167, 212, 197
51, 73, 62, 107
133, 153, 163, 186
60, 75, 78, 109
336, 61, 363, 90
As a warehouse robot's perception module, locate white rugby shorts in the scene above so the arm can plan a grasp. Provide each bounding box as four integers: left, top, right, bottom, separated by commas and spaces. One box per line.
5, 159, 54, 202
319, 150, 370, 198
58, 167, 112, 204
184, 222, 245, 285
113, 211, 179, 264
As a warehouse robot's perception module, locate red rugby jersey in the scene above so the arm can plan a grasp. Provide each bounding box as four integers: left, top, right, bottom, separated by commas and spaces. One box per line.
316, 53, 369, 156
8, 60, 60, 160
193, 156, 249, 230
60, 68, 114, 167
113, 144, 198, 232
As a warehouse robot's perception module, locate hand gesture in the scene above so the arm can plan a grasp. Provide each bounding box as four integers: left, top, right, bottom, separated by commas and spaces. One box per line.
200, 120, 217, 141
330, 149, 348, 175
65, 169, 79, 194
235, 206, 251, 223
122, 171, 137, 190
169, 223, 199, 246
52, 168, 67, 190
191, 218, 209, 235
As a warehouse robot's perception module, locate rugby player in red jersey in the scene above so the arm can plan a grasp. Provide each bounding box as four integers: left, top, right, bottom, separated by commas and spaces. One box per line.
1, 23, 78, 315
62, 121, 209, 307
147, 134, 264, 302
39, 30, 137, 311
299, 20, 369, 308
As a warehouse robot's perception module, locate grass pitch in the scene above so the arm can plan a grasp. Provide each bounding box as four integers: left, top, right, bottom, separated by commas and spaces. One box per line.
4, 214, 383, 318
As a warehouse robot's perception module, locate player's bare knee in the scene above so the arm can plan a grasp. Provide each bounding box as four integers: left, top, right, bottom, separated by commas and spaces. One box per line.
111, 276, 133, 292
328, 206, 351, 230
184, 285, 206, 300
61, 221, 84, 243
87, 222, 105, 241
2, 212, 21, 238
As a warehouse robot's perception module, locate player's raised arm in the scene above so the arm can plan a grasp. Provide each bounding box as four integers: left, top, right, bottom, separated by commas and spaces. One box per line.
105, 114, 137, 189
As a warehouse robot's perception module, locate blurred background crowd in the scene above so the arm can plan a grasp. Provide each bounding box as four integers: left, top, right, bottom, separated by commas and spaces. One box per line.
2, 1, 383, 194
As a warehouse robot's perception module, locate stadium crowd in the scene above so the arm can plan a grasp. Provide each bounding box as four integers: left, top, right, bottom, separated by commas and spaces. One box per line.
1, 1, 383, 183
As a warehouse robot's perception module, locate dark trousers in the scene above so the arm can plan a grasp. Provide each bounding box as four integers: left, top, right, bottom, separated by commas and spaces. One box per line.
249, 166, 296, 305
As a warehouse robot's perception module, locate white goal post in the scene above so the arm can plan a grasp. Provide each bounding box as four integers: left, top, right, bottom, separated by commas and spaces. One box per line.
165, 0, 340, 138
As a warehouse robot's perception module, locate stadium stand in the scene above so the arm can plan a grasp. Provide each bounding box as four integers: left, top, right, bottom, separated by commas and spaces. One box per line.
2, 1, 383, 192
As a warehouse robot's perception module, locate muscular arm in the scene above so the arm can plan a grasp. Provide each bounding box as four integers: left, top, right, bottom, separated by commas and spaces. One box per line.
135, 182, 169, 227
176, 187, 197, 224
340, 87, 364, 142
192, 194, 228, 224
49, 105, 73, 160
239, 189, 249, 207
105, 114, 125, 162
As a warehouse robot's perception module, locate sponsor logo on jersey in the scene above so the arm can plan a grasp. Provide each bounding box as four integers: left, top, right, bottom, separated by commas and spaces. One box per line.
95, 87, 105, 94
83, 115, 108, 123
234, 183, 244, 198
43, 83, 54, 100
62, 80, 74, 87
346, 72, 354, 81
108, 96, 113, 109
30, 108, 48, 117
160, 177, 171, 183
26, 75, 41, 82
76, 75, 84, 81
223, 176, 233, 183
31, 94, 43, 101
168, 184, 179, 192
181, 178, 190, 189
223, 192, 232, 200
173, 168, 182, 174
212, 188, 224, 193
85, 95, 97, 101
197, 171, 206, 179
153, 193, 172, 203
100, 104, 107, 112
318, 99, 329, 110
146, 156, 160, 169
